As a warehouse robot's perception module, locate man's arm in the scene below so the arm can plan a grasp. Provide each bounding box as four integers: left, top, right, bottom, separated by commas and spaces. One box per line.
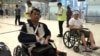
43, 24, 51, 44
18, 25, 37, 43
55, 8, 63, 16
69, 25, 83, 30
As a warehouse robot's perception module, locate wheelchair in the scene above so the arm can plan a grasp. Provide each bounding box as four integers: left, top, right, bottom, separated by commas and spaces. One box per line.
63, 28, 94, 52
13, 39, 67, 56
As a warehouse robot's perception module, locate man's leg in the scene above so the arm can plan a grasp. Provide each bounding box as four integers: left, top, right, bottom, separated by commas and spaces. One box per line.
18, 15, 21, 25
89, 31, 99, 49
47, 48, 57, 56
67, 16, 70, 27
57, 21, 64, 37
81, 34, 87, 49
81, 33, 92, 51
15, 16, 17, 25
59, 21, 64, 36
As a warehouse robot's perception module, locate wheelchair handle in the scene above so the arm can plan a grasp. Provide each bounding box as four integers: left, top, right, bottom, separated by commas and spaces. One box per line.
49, 39, 54, 42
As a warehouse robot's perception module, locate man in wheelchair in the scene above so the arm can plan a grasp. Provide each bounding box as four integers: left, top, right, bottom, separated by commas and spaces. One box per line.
68, 10, 100, 52
18, 8, 66, 56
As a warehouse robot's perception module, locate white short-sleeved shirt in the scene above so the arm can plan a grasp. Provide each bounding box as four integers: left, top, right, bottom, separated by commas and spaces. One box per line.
69, 18, 83, 28
26, 7, 32, 13
57, 8, 63, 14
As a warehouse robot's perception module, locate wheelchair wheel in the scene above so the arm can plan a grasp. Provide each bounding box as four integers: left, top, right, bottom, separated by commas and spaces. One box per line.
13, 45, 22, 56
63, 31, 75, 48
73, 46, 80, 52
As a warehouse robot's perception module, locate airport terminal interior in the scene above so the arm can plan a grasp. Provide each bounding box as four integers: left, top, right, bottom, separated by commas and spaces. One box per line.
0, 0, 100, 56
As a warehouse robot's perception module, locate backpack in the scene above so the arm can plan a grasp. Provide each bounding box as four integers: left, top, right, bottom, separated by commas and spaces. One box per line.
0, 42, 11, 56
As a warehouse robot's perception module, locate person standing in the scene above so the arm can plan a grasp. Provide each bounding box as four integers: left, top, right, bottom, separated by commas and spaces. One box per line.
15, 5, 21, 25
0, 7, 3, 16
25, 1, 32, 24
5, 7, 9, 18
55, 2, 66, 37
66, 6, 72, 27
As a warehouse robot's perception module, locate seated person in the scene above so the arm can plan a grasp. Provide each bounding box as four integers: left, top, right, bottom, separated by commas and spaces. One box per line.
18, 8, 57, 56
18, 8, 66, 56
69, 10, 100, 52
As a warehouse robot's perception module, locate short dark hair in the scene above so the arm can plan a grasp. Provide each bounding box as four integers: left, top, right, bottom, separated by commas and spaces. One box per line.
31, 8, 41, 14
27, 1, 32, 5
16, 5, 18, 7
57, 2, 62, 6
27, 1, 31, 4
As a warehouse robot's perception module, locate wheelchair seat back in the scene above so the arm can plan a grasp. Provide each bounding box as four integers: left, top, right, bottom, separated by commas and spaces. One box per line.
70, 29, 80, 37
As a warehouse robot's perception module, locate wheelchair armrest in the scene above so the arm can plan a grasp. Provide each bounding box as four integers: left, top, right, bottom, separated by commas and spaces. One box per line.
49, 39, 54, 42
21, 42, 37, 47
21, 42, 37, 45
82, 28, 89, 30
70, 29, 80, 31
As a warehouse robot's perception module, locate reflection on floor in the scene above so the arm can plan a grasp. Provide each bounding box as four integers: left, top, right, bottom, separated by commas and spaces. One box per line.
0, 16, 100, 56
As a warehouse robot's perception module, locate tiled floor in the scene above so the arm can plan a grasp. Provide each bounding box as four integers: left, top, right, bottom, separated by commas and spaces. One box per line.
0, 16, 100, 56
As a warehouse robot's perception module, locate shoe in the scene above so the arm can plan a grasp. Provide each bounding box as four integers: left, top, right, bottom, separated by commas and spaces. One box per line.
57, 34, 63, 37
91, 47, 100, 50
83, 48, 92, 52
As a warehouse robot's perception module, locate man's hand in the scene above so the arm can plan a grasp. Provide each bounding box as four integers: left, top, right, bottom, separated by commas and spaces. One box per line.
44, 39, 48, 45
78, 25, 83, 30
44, 36, 51, 44
55, 13, 62, 16
36, 36, 40, 42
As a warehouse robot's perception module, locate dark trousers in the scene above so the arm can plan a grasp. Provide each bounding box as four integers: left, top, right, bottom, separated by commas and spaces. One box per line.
0, 10, 3, 16
43, 48, 57, 56
15, 15, 20, 25
67, 16, 71, 27
58, 21, 64, 35
22, 45, 57, 56
22, 45, 29, 56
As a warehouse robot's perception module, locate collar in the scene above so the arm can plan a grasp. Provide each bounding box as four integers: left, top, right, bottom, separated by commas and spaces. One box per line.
29, 21, 40, 27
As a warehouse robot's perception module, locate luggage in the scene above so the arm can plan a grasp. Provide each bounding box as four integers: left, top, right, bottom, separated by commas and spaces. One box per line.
0, 42, 11, 56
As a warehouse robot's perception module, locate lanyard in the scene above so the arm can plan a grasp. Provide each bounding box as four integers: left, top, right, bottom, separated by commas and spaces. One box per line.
34, 24, 39, 35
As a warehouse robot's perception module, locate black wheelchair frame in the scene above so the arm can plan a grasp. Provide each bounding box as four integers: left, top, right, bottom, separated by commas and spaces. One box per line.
13, 39, 67, 56
63, 29, 92, 52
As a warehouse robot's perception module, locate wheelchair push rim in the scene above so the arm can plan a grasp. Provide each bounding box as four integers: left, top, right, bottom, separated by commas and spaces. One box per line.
63, 31, 75, 48
13, 45, 22, 56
